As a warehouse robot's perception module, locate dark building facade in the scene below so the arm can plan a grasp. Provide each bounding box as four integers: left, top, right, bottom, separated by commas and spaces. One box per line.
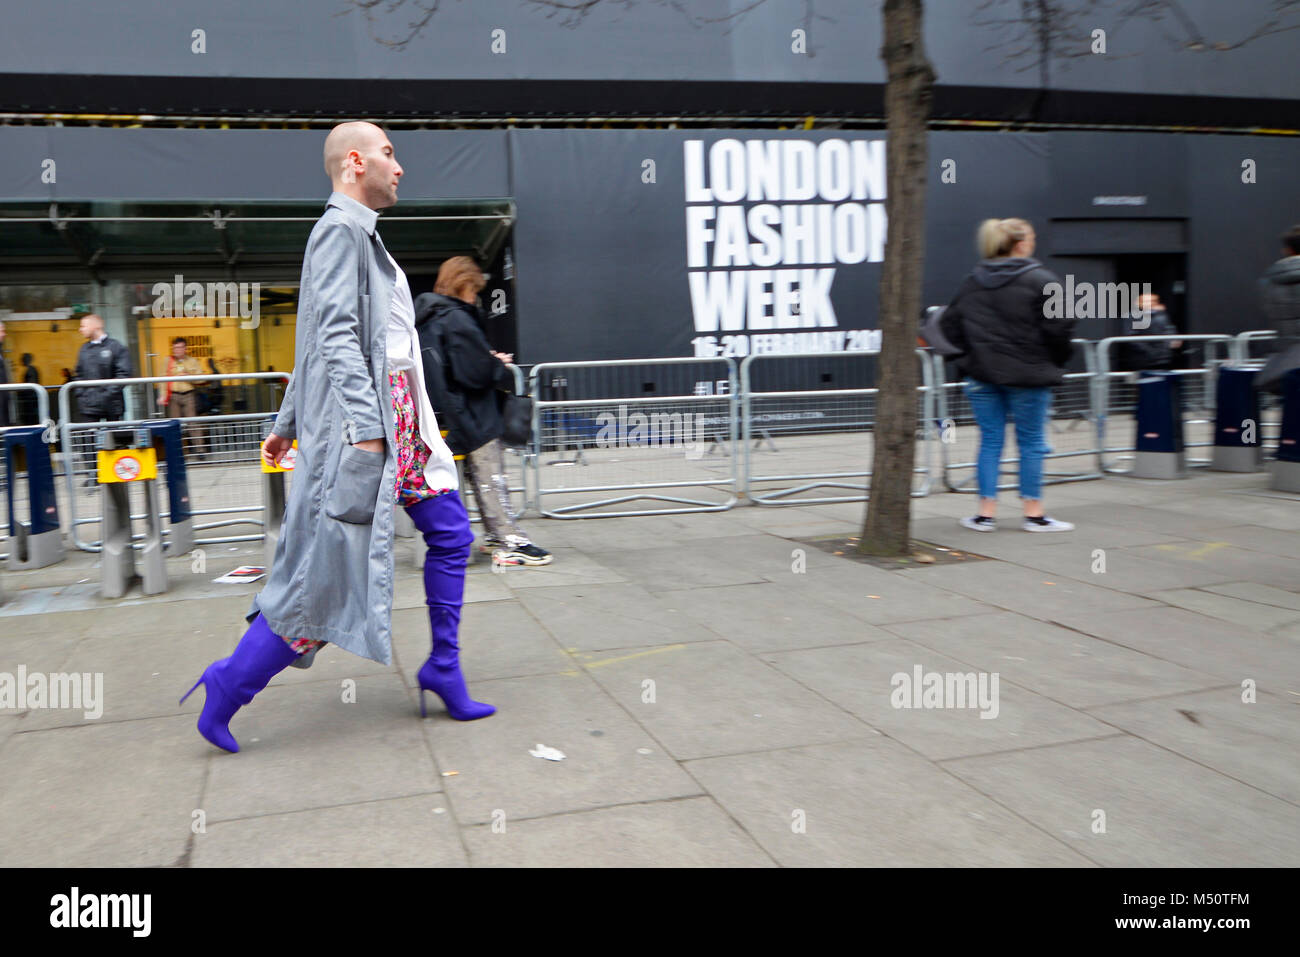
1, 0, 1297, 377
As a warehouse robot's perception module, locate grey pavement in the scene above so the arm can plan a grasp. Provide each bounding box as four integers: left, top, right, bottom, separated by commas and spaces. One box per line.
1, 467, 1299, 866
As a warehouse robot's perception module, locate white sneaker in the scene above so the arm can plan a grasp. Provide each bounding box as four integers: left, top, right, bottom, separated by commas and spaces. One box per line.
1022, 515, 1074, 532
960, 516, 997, 532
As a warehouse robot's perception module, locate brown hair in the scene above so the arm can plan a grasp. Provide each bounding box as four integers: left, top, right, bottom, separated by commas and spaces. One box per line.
435, 256, 486, 299
976, 218, 1034, 259
1283, 224, 1300, 257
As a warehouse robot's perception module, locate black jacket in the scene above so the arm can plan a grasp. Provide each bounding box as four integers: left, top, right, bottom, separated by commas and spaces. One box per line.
73, 335, 133, 418
1118, 308, 1179, 371
1261, 255, 1300, 327
939, 258, 1074, 387
413, 293, 514, 456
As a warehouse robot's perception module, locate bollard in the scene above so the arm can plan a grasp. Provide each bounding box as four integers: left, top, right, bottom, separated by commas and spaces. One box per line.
1132, 371, 1187, 479
260, 423, 295, 571
1270, 369, 1300, 492
263, 469, 287, 570
4, 426, 64, 569
1211, 367, 1263, 472
138, 472, 168, 595
100, 480, 136, 598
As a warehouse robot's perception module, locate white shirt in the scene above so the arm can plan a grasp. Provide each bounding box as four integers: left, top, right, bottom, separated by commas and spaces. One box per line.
384, 250, 459, 492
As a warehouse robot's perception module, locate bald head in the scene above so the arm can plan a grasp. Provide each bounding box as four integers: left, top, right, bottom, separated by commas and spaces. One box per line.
324, 122, 403, 210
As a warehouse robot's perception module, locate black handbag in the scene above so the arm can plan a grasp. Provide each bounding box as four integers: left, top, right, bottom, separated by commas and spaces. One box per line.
500, 394, 534, 448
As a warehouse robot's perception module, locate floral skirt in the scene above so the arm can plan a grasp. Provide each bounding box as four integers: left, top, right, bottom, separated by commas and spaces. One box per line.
283, 370, 450, 657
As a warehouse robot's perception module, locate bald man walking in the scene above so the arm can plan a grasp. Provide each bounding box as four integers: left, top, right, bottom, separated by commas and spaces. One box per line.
182, 122, 494, 753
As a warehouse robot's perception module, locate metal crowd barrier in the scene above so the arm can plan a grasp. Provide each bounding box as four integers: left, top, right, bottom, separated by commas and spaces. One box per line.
935, 339, 1102, 493
1094, 334, 1231, 474
527, 357, 739, 517
740, 349, 935, 505
58, 372, 289, 552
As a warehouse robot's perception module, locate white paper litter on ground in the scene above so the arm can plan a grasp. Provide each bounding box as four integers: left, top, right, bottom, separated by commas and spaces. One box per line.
528, 743, 566, 761
213, 565, 266, 584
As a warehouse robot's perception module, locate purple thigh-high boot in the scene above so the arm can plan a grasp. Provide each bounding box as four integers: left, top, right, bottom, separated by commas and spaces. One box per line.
180, 613, 299, 752
406, 492, 495, 720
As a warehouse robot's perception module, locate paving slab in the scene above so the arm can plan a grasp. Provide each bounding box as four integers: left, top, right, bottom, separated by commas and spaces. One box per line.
420, 671, 702, 826
654, 582, 894, 652
1128, 541, 1300, 591
686, 739, 1093, 866
511, 582, 720, 652
201, 673, 441, 822
577, 639, 869, 760
763, 561, 999, 625
462, 796, 775, 867
1204, 581, 1300, 612
193, 793, 468, 867
1004, 543, 1236, 594
1201, 524, 1300, 560
583, 542, 769, 592
1049, 604, 1300, 691
0, 714, 205, 867
391, 600, 571, 684
1143, 587, 1300, 632
1087, 687, 1300, 805
885, 611, 1223, 709
761, 638, 1117, 760
895, 561, 1160, 621
943, 735, 1300, 866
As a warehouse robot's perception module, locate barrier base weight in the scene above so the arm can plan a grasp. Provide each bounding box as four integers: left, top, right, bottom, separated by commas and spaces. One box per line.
1269, 459, 1300, 493
1210, 445, 1263, 473
1133, 451, 1187, 480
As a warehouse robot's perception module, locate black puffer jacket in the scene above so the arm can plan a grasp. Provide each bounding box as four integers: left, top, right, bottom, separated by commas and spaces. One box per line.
73, 336, 133, 418
939, 258, 1074, 387
413, 293, 514, 456
1261, 256, 1300, 328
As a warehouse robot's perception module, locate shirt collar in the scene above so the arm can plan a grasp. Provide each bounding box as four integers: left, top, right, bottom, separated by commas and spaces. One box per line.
326, 191, 380, 236
91, 334, 107, 345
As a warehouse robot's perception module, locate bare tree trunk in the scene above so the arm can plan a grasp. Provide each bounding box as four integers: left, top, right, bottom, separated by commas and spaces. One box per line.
859, 0, 935, 557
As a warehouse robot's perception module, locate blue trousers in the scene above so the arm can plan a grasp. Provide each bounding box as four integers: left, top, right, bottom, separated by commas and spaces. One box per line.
964, 378, 1051, 500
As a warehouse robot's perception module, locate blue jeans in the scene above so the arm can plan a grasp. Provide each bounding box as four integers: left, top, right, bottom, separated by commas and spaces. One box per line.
964, 378, 1051, 500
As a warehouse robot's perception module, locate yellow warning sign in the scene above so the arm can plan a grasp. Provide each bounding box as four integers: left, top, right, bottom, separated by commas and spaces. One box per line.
261, 440, 299, 473
98, 448, 158, 483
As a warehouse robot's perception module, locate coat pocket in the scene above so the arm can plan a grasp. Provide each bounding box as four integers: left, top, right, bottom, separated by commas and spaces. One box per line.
325, 444, 386, 524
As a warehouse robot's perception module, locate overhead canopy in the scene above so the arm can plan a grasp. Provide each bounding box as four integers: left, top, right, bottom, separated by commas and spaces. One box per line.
0, 200, 514, 283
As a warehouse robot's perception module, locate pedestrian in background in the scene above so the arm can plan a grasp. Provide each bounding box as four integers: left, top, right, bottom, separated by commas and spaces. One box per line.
159, 337, 209, 460
72, 313, 133, 486
1256, 224, 1300, 392
0, 320, 11, 428
1120, 292, 1182, 371
940, 218, 1076, 532
18, 353, 41, 426
415, 257, 552, 566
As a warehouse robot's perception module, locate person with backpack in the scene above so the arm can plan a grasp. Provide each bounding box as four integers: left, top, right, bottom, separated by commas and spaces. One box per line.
939, 218, 1076, 532
413, 257, 552, 566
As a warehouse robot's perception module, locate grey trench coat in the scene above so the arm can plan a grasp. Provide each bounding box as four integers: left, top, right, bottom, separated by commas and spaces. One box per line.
248, 192, 402, 665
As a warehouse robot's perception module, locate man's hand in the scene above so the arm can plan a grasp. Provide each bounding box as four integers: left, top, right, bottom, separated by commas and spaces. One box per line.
352, 438, 384, 454
262, 433, 294, 468
492, 351, 514, 365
